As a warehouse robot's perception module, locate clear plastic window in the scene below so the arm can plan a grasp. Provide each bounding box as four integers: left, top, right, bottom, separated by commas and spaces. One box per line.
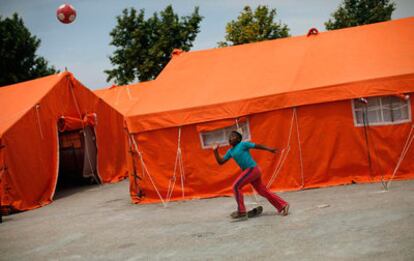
352, 96, 411, 126
200, 120, 251, 149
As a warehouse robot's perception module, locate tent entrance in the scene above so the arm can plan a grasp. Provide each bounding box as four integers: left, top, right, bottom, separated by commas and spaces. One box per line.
56, 123, 100, 192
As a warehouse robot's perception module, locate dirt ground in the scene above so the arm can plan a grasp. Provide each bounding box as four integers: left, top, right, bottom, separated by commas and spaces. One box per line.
1, 180, 413, 261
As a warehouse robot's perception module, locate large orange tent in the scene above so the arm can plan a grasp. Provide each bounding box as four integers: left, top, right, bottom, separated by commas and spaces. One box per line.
104, 18, 414, 206
0, 72, 129, 211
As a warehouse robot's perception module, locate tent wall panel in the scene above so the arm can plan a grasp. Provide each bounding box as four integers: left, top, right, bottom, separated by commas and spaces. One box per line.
94, 99, 130, 183
129, 99, 414, 204
2, 108, 59, 210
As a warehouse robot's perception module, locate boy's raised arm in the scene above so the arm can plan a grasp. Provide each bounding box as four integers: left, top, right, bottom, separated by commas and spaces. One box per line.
213, 144, 229, 165
254, 144, 279, 153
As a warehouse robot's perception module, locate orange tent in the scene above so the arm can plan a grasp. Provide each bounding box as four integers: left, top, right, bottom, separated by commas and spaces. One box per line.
103, 18, 414, 205
0, 72, 129, 211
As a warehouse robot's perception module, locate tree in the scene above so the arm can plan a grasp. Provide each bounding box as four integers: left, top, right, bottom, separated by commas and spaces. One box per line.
218, 5, 289, 47
325, 0, 396, 30
0, 13, 58, 87
105, 5, 203, 84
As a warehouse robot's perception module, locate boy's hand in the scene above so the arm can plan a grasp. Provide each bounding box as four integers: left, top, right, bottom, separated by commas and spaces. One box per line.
269, 147, 280, 153
212, 144, 219, 150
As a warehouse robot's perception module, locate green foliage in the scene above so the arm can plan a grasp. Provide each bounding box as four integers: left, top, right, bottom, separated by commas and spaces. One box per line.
325, 0, 396, 30
105, 5, 203, 84
218, 5, 289, 47
0, 13, 57, 87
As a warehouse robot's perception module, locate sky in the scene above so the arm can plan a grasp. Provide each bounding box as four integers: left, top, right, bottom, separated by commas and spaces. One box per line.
1, 0, 413, 89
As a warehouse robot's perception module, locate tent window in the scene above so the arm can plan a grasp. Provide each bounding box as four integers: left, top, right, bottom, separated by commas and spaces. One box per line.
352, 96, 411, 127
199, 120, 251, 149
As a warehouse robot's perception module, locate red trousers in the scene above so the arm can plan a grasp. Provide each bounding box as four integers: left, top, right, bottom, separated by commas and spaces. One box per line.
233, 166, 288, 213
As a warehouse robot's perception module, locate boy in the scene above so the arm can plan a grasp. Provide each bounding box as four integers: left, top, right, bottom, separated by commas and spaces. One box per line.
213, 130, 289, 220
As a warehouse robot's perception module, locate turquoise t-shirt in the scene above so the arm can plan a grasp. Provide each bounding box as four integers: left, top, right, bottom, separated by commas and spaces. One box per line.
224, 141, 257, 170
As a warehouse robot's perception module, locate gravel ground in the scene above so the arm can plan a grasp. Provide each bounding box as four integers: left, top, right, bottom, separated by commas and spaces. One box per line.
1, 180, 413, 261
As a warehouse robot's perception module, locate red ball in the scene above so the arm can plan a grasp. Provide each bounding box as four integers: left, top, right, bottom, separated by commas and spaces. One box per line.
56, 4, 76, 24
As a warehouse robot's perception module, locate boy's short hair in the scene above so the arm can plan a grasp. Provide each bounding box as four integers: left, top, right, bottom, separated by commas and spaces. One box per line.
231, 130, 243, 141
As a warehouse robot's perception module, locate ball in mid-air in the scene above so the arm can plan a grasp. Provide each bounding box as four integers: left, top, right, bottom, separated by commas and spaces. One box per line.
56, 4, 76, 24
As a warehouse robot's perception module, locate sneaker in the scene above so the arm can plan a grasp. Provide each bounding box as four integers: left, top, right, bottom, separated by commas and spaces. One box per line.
230, 211, 248, 220
280, 204, 290, 216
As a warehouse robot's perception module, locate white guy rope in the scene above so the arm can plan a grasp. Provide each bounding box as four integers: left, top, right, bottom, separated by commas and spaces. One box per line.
266, 108, 296, 189
294, 108, 305, 188
131, 134, 167, 207
178, 128, 185, 199
386, 124, 414, 190
166, 127, 186, 204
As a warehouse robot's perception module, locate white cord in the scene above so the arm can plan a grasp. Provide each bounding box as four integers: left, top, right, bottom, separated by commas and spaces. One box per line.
267, 108, 296, 188
166, 127, 186, 204
294, 108, 305, 188
386, 125, 414, 189
130, 134, 167, 207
